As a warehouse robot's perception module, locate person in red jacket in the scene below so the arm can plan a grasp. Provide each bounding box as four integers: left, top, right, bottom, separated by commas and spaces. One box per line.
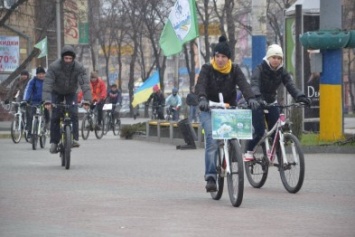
89, 71, 107, 128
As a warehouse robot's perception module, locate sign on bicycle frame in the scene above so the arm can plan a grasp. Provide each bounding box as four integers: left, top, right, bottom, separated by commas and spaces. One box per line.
103, 104, 113, 111
211, 109, 252, 140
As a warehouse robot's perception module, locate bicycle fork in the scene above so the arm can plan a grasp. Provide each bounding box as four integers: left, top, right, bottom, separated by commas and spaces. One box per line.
223, 140, 231, 175
278, 132, 299, 165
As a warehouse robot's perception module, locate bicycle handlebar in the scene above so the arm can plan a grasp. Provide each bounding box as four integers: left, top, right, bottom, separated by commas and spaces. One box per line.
261, 102, 308, 109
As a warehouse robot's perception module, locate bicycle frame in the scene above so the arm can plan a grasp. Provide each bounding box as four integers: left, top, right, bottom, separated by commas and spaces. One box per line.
12, 102, 25, 131
254, 104, 301, 166
31, 105, 44, 136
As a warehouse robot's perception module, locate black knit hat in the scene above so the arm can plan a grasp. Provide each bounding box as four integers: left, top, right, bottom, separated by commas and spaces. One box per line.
36, 66, 45, 74
213, 35, 231, 58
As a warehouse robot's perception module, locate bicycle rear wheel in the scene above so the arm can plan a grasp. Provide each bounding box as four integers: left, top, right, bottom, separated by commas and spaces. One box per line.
81, 115, 90, 140
112, 118, 121, 136
10, 116, 22, 143
227, 139, 244, 207
210, 146, 224, 200
245, 141, 269, 188
64, 125, 71, 170
279, 133, 305, 193
32, 118, 39, 150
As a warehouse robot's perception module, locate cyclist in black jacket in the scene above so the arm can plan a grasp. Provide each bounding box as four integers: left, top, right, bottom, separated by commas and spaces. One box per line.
195, 35, 259, 192
146, 85, 165, 120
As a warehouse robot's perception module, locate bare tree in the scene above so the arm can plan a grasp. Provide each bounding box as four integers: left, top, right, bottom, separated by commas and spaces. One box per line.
1, 0, 57, 90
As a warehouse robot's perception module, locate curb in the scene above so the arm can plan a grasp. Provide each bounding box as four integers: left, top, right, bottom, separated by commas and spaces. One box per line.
131, 135, 355, 154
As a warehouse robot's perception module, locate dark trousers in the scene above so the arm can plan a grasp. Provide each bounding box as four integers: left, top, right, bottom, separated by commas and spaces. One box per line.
246, 105, 280, 152
50, 92, 78, 144
96, 100, 105, 125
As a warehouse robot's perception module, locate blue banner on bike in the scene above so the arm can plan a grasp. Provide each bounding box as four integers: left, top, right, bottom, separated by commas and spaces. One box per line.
211, 109, 252, 140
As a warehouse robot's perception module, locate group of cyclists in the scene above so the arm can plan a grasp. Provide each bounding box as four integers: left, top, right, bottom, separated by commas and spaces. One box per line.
5, 35, 311, 194
146, 85, 182, 121
6, 45, 122, 153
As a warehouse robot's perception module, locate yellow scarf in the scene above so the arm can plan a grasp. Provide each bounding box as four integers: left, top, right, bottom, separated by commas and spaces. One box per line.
211, 58, 232, 74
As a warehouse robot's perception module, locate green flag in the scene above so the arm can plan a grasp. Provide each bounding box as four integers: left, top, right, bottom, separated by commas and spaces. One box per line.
159, 0, 199, 57
34, 37, 48, 58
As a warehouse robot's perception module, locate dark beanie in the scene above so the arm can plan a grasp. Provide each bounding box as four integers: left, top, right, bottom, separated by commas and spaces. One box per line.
36, 66, 46, 74
213, 35, 231, 58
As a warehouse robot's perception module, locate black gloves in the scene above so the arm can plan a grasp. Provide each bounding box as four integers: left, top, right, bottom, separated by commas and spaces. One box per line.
198, 97, 209, 112
296, 96, 311, 106
248, 98, 260, 110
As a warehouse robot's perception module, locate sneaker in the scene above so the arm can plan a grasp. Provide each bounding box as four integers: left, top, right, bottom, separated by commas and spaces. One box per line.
205, 178, 217, 192
72, 140, 80, 148
50, 143, 58, 154
243, 151, 254, 162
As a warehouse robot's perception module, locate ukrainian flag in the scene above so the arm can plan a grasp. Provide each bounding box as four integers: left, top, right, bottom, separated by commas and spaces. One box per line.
132, 71, 159, 107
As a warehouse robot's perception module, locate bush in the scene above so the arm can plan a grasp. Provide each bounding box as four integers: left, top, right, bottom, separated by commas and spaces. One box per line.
120, 122, 146, 139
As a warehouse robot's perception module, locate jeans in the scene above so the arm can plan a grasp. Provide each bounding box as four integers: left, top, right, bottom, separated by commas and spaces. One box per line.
246, 105, 280, 152
199, 110, 218, 181
188, 105, 198, 123
50, 92, 79, 144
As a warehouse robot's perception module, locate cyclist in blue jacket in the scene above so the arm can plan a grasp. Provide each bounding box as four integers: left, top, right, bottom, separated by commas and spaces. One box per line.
23, 67, 50, 140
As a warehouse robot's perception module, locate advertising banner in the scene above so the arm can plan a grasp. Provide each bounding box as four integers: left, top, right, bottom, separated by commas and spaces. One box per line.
64, 0, 89, 45
0, 36, 19, 72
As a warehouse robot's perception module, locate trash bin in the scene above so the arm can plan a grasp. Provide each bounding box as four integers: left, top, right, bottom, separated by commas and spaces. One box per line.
176, 118, 197, 150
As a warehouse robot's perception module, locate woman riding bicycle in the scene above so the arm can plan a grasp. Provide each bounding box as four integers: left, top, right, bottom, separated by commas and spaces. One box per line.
244, 44, 311, 162
195, 35, 260, 192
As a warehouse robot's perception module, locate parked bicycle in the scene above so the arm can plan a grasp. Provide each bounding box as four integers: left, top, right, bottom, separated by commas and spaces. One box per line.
81, 103, 105, 140
8, 101, 29, 143
208, 99, 247, 207
244, 102, 306, 193
30, 104, 48, 150
103, 103, 121, 136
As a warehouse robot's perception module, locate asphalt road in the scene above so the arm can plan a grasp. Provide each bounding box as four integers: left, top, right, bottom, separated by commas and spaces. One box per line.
0, 133, 354, 237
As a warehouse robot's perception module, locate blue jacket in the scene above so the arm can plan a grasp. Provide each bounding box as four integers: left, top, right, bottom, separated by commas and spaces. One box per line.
23, 77, 44, 105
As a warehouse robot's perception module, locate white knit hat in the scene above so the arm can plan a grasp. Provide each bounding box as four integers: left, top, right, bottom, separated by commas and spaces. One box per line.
265, 44, 284, 59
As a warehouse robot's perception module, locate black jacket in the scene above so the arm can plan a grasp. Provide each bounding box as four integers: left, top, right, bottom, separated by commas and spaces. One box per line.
147, 92, 165, 106
186, 92, 198, 106
195, 63, 254, 106
251, 60, 304, 103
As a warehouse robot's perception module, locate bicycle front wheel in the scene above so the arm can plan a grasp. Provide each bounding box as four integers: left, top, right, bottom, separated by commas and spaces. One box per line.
10, 116, 22, 143
112, 118, 121, 136
39, 120, 47, 148
210, 146, 224, 200
279, 133, 305, 193
94, 120, 104, 139
32, 118, 39, 150
81, 115, 90, 140
227, 139, 244, 207
103, 114, 110, 135
64, 125, 71, 170
245, 141, 269, 188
